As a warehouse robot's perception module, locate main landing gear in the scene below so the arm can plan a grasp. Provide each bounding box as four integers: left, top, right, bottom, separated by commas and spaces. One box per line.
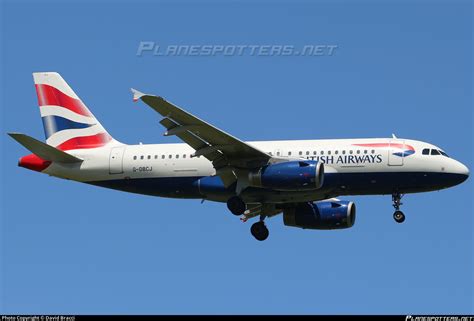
392, 192, 405, 223
250, 216, 269, 241
227, 196, 269, 241
227, 196, 246, 215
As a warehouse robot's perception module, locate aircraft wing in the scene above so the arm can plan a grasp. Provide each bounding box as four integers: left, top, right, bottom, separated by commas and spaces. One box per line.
131, 89, 271, 186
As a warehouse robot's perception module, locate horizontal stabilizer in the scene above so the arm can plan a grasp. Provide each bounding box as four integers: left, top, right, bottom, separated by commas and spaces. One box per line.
8, 133, 83, 163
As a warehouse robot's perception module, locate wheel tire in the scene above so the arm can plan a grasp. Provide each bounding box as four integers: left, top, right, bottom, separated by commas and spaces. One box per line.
251, 222, 269, 241
393, 210, 405, 223
227, 196, 246, 215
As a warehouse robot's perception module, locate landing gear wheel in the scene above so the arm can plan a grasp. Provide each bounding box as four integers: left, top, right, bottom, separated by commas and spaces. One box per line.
250, 221, 269, 241
391, 192, 406, 223
393, 210, 405, 223
227, 196, 246, 215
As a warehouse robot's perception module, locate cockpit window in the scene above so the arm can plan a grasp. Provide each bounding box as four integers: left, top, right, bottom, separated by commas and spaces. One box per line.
439, 150, 449, 157
423, 148, 449, 157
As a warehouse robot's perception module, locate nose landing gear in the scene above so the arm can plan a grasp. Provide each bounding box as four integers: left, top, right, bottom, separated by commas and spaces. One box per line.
392, 192, 405, 223
393, 210, 405, 223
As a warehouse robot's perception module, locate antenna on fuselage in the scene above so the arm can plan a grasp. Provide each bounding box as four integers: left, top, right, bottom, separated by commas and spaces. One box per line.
392, 133, 398, 139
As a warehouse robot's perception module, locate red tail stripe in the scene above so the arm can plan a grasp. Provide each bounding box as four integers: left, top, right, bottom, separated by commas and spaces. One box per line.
35, 84, 93, 117
56, 132, 112, 151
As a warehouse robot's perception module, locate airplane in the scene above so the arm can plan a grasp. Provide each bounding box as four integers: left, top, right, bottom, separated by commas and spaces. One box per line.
9, 72, 470, 241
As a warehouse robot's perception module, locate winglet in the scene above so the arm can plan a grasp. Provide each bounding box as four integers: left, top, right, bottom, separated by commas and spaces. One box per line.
131, 88, 145, 102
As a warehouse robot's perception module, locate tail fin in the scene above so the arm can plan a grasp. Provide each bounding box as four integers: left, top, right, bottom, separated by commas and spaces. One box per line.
34, 72, 114, 150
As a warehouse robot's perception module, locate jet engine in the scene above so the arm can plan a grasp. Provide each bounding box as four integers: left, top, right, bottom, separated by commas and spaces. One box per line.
248, 160, 324, 191
283, 200, 356, 230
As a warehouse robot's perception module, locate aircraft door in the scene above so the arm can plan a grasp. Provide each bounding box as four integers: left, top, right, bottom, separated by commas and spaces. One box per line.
109, 146, 125, 174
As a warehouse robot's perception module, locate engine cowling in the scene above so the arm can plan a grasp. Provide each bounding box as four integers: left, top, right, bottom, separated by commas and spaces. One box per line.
283, 201, 356, 230
248, 160, 324, 191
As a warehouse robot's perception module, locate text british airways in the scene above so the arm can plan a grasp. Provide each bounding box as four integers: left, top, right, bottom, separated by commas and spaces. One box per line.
312, 154, 383, 165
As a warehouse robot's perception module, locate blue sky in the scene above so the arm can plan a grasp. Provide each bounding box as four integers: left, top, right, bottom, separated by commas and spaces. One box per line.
1, 0, 472, 315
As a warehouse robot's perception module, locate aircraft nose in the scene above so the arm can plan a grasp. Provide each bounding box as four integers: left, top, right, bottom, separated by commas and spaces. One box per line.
451, 160, 469, 184
459, 162, 469, 178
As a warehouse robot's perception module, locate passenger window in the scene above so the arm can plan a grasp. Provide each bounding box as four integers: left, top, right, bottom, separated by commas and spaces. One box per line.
313, 151, 317, 155
342, 150, 346, 155
169, 155, 172, 159
140, 156, 144, 160
277, 152, 280, 156
183, 154, 186, 158
422, 148, 430, 155
176, 155, 179, 159
154, 155, 158, 159
371, 150, 375, 154
335, 150, 338, 155
288, 151, 292, 156
299, 151, 302, 156
431, 149, 440, 155
133, 156, 137, 160
364, 150, 368, 154
349, 150, 353, 154
147, 155, 151, 160
356, 150, 360, 154
328, 151, 331, 155
321, 151, 324, 155
162, 155, 165, 159
306, 151, 309, 155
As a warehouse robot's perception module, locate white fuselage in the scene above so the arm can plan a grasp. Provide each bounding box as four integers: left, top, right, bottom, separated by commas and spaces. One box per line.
41, 137, 469, 204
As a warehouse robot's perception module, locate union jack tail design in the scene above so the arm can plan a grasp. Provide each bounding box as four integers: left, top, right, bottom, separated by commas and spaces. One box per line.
34, 72, 113, 151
